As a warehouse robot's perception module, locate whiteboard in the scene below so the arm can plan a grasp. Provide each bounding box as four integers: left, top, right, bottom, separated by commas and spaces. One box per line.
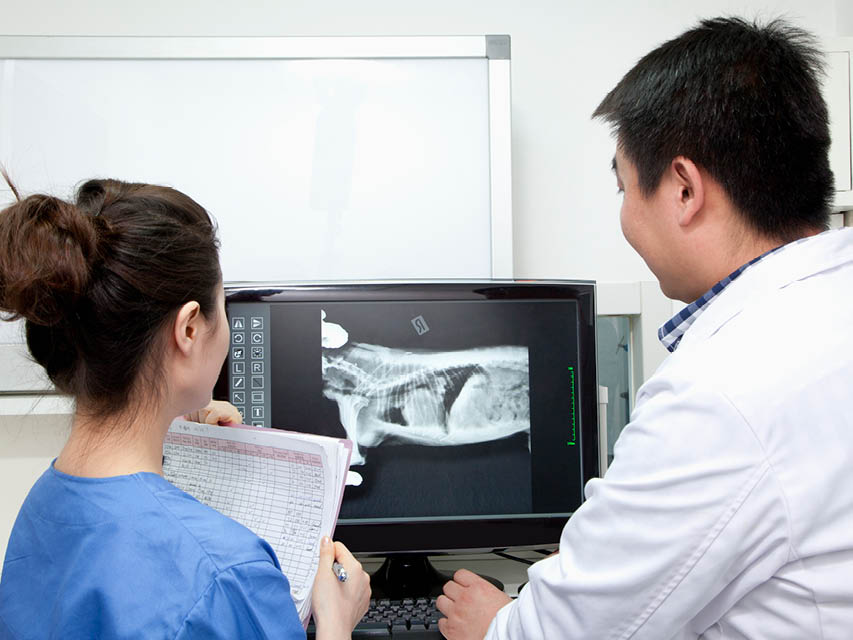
0, 36, 512, 365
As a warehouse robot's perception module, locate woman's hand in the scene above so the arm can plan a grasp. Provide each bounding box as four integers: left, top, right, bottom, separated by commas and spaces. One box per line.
184, 400, 242, 426
311, 537, 371, 640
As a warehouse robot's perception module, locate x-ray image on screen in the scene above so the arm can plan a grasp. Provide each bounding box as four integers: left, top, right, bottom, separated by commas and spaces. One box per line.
321, 310, 531, 466
258, 296, 582, 520
316, 300, 538, 519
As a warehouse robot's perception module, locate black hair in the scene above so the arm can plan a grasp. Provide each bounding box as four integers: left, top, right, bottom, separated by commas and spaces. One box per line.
0, 177, 221, 418
593, 16, 834, 241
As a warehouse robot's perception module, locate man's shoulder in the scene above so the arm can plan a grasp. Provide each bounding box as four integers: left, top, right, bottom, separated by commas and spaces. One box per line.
639, 240, 853, 433
683, 229, 853, 348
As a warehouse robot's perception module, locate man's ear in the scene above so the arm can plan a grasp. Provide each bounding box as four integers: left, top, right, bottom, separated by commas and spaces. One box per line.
671, 156, 705, 227
173, 301, 202, 357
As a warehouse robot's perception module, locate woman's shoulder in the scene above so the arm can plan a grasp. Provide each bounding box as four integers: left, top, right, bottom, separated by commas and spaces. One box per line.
140, 473, 281, 573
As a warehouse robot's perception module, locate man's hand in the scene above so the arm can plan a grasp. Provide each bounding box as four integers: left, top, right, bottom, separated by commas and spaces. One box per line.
184, 400, 242, 425
436, 569, 512, 640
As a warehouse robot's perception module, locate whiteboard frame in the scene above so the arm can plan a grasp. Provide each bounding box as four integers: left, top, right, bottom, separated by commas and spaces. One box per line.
0, 34, 513, 277
0, 35, 514, 396
0, 35, 491, 60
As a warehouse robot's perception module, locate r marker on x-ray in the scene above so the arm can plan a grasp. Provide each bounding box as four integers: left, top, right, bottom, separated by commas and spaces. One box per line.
411, 315, 429, 335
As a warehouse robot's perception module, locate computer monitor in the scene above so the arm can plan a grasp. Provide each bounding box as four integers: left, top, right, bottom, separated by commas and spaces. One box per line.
214, 280, 599, 596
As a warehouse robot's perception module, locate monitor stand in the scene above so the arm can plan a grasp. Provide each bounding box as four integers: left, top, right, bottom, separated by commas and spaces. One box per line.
368, 553, 504, 600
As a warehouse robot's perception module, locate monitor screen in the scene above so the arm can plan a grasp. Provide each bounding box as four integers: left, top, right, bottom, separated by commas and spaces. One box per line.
214, 281, 599, 556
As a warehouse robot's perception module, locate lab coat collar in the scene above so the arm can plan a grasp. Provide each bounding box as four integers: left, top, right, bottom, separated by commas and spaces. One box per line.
674, 227, 853, 351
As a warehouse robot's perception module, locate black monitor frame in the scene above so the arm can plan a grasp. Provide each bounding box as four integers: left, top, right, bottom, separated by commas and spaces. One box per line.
214, 280, 599, 557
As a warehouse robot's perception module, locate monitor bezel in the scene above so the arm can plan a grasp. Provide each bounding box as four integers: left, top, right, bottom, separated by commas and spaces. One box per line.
214, 280, 599, 554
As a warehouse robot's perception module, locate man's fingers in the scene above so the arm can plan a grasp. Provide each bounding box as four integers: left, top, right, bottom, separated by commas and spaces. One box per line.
435, 594, 454, 616
442, 579, 463, 602
453, 568, 483, 587
437, 616, 449, 637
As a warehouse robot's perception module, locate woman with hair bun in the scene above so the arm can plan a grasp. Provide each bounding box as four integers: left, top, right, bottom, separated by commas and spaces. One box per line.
0, 178, 370, 639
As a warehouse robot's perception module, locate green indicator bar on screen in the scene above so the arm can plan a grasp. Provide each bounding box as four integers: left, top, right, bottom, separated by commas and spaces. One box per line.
567, 366, 576, 446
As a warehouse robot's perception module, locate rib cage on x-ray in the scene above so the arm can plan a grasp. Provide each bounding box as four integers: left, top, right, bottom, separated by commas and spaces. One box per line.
322, 341, 531, 466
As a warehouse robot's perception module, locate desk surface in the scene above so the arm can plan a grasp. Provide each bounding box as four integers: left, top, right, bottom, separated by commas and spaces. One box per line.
360, 550, 546, 597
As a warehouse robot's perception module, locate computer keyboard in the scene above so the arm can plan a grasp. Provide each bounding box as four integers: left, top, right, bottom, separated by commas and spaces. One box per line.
308, 597, 445, 638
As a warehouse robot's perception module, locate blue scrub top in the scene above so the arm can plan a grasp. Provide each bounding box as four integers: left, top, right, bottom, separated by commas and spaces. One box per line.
0, 463, 305, 639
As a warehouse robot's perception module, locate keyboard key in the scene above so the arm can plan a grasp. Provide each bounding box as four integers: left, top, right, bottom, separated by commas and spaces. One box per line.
343, 595, 445, 639
386, 628, 442, 638
352, 621, 390, 637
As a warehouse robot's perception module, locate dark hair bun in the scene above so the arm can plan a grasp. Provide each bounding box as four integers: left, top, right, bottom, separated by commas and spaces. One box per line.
76, 178, 126, 217
0, 194, 98, 326
1, 176, 220, 413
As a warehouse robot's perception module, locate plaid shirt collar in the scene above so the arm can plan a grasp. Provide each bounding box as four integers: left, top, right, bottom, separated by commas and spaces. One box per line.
657, 236, 815, 352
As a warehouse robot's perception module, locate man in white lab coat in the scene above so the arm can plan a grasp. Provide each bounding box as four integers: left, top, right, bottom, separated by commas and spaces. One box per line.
437, 17, 853, 639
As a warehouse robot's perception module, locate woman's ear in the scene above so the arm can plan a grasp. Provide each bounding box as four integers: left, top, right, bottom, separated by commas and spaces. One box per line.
671, 156, 705, 227
173, 301, 202, 357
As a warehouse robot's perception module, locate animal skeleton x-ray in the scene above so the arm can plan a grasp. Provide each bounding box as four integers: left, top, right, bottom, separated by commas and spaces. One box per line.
320, 311, 531, 466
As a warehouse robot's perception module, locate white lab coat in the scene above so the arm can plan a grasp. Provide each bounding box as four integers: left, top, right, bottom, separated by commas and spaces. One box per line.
487, 228, 853, 639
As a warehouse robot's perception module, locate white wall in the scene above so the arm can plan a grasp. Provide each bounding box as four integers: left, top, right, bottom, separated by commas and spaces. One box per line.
0, 0, 840, 283
0, 0, 843, 568
839, 0, 853, 36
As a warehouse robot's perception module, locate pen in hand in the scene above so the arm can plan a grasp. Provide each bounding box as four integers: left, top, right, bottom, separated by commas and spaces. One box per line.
332, 561, 348, 583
